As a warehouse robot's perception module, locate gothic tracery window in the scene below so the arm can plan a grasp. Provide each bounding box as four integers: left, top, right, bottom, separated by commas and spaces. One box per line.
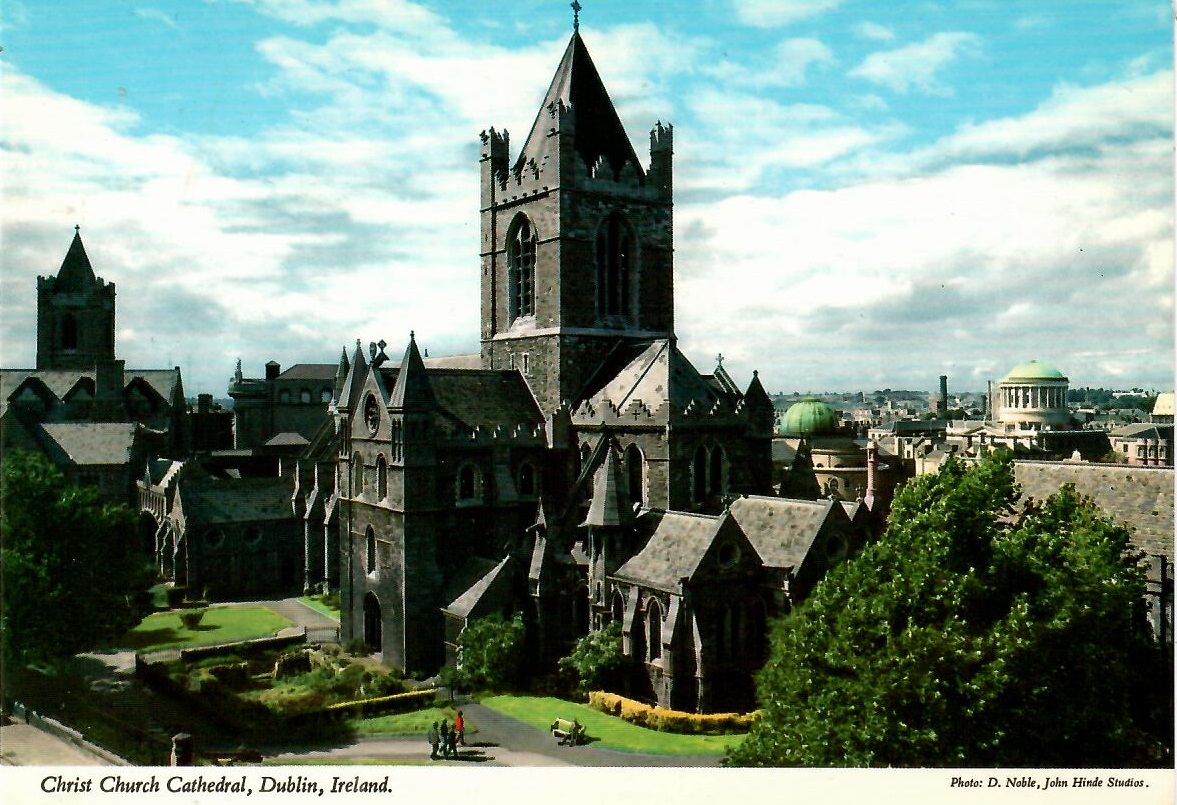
596, 211, 633, 320
507, 215, 536, 321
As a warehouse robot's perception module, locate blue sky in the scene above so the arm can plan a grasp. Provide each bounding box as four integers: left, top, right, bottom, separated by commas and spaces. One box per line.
1, 0, 1172, 396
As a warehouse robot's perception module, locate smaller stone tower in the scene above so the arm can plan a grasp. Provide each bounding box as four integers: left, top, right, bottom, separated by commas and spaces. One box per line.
37, 227, 116, 370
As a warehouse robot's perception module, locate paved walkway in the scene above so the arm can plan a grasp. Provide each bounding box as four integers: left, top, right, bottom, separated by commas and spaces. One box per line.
0, 721, 110, 766
271, 700, 722, 768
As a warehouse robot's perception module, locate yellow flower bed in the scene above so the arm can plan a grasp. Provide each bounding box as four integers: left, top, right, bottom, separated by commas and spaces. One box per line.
588, 691, 758, 735
322, 687, 438, 716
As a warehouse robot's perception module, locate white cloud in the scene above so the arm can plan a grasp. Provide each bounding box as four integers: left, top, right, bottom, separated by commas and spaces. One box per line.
851, 32, 982, 95
855, 21, 895, 41
134, 8, 181, 30
731, 0, 843, 28
671, 68, 1173, 390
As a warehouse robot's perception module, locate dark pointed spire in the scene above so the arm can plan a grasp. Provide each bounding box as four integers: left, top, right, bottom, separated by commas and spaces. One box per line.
337, 338, 369, 412
332, 346, 350, 401
55, 226, 97, 292
514, 28, 642, 180
390, 331, 435, 410
582, 442, 634, 528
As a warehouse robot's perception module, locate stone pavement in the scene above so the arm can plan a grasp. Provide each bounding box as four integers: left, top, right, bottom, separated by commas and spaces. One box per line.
0, 721, 110, 766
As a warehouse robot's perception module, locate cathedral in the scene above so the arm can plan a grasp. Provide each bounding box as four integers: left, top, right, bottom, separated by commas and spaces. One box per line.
334, 26, 870, 712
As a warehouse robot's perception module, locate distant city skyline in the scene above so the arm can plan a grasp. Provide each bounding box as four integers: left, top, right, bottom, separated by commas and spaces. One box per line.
2, 0, 1172, 396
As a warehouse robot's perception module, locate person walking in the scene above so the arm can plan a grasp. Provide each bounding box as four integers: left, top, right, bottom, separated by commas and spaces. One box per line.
427, 722, 440, 761
439, 719, 451, 760
454, 710, 466, 749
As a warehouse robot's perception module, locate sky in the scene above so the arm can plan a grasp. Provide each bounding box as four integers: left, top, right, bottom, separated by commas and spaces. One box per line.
1, 0, 1173, 397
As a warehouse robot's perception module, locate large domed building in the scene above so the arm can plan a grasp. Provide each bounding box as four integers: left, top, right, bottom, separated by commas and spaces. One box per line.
775, 398, 893, 511
992, 359, 1072, 430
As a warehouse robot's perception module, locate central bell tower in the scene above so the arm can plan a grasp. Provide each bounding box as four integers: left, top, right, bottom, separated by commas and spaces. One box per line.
479, 28, 674, 416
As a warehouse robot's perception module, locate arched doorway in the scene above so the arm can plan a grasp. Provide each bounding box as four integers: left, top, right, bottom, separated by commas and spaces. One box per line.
363, 592, 382, 653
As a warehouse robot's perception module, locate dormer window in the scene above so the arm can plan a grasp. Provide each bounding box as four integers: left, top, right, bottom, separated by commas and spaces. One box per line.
507, 215, 536, 321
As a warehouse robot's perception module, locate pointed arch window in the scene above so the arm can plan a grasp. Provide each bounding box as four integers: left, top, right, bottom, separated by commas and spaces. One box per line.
365, 526, 377, 574
62, 313, 78, 351
507, 215, 536, 321
518, 462, 537, 497
692, 445, 708, 504
352, 452, 364, 496
376, 455, 388, 500
708, 444, 726, 497
596, 212, 633, 320
646, 598, 662, 661
625, 443, 644, 506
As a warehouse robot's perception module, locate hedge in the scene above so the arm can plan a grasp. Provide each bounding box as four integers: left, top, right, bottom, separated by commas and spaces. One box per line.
321, 688, 439, 718
588, 691, 758, 735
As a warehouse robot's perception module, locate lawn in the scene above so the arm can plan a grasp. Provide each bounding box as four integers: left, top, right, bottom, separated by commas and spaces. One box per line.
480, 695, 744, 756
351, 705, 469, 738
120, 606, 294, 652
297, 595, 341, 621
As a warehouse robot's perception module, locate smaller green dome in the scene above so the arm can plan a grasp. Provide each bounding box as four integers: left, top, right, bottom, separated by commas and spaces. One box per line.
1004, 360, 1067, 381
780, 398, 840, 436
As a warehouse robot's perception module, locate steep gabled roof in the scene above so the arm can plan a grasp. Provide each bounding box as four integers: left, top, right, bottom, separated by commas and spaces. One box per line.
728, 496, 837, 570
38, 422, 138, 466
515, 31, 643, 180
443, 556, 513, 620
579, 339, 730, 416
613, 510, 726, 591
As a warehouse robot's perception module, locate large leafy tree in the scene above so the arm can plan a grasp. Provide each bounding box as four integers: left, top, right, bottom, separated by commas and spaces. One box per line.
449, 613, 526, 691
559, 621, 635, 696
729, 453, 1167, 767
1, 451, 153, 666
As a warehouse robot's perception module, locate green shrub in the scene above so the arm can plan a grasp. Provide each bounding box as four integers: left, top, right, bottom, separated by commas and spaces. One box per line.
179, 608, 206, 630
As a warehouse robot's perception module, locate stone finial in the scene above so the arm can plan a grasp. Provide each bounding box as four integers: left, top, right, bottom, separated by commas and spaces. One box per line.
572, 0, 582, 31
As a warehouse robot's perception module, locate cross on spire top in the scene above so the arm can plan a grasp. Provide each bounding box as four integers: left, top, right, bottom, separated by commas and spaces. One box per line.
716, 353, 725, 369
571, 0, 582, 32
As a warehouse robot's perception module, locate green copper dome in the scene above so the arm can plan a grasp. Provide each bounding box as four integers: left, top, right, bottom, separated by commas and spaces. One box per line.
780, 398, 840, 436
1004, 360, 1067, 382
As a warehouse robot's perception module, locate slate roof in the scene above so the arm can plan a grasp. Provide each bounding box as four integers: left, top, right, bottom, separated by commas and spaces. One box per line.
424, 353, 481, 370
277, 364, 337, 381
174, 476, 295, 525
0, 368, 181, 416
265, 432, 310, 447
1013, 461, 1174, 563
38, 422, 138, 465
443, 556, 512, 619
727, 496, 836, 570
579, 339, 730, 416
1109, 423, 1172, 440
376, 367, 543, 433
613, 511, 721, 590
515, 31, 643, 180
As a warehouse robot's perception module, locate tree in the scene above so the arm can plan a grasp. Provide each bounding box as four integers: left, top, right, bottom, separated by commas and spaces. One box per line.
728, 453, 1166, 767
1, 451, 153, 666
449, 613, 526, 691
559, 621, 634, 696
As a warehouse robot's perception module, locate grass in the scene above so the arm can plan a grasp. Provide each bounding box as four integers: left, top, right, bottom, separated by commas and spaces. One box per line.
480, 695, 744, 756
297, 595, 341, 621
120, 606, 294, 652
350, 705, 469, 737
